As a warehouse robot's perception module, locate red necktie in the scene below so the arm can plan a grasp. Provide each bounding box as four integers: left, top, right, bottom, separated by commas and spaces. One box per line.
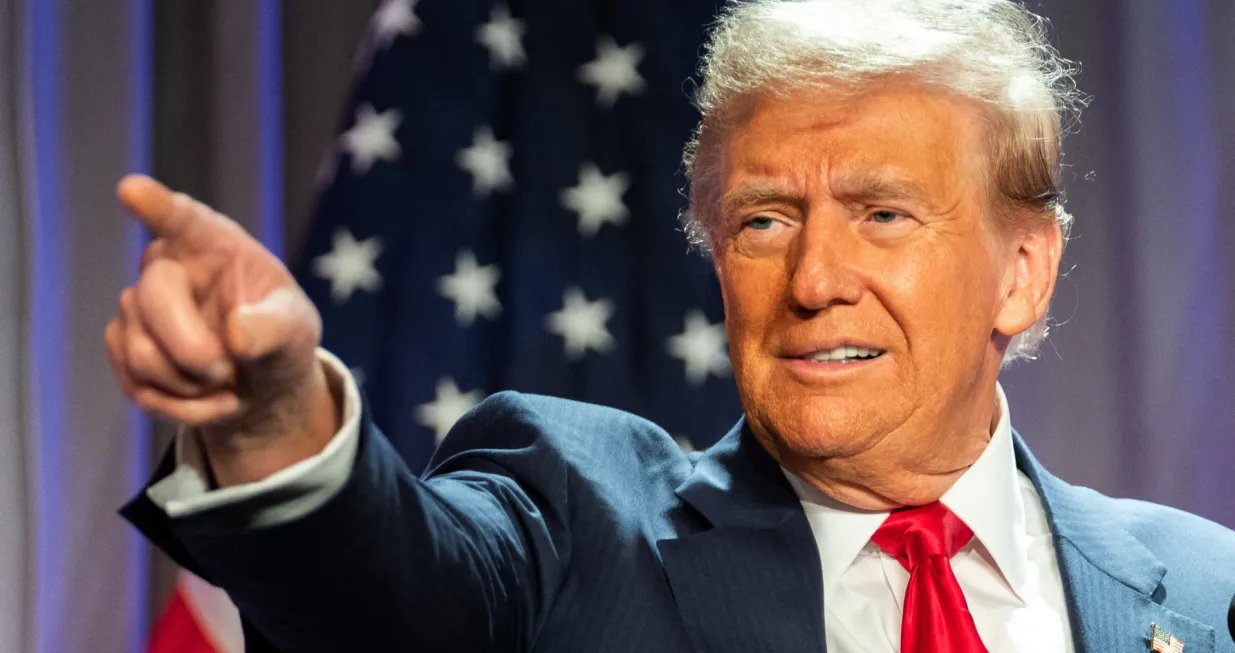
870, 502, 989, 653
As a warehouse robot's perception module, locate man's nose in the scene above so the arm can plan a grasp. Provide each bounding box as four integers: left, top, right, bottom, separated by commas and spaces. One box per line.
788, 212, 864, 313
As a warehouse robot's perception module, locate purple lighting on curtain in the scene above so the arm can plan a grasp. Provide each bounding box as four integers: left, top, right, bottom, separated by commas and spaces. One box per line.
25, 0, 67, 650
257, 0, 284, 256
1168, 0, 1228, 523
127, 0, 153, 650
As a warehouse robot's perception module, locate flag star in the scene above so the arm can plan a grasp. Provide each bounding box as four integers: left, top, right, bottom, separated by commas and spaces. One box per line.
561, 163, 630, 237
312, 228, 384, 303
546, 287, 616, 360
437, 250, 502, 326
340, 104, 402, 175
456, 126, 514, 197
372, 0, 421, 49
579, 37, 645, 108
416, 378, 483, 444
476, 5, 526, 70
667, 310, 730, 385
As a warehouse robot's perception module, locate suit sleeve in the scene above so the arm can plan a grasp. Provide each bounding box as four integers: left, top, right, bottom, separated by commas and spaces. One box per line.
121, 390, 573, 652
144, 349, 362, 527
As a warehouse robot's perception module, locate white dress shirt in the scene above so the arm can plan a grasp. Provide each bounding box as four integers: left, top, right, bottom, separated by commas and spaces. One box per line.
784, 384, 1075, 652
148, 353, 1076, 651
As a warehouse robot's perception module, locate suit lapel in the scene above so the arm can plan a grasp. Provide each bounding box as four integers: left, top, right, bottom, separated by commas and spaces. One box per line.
656, 424, 1218, 653
1014, 432, 1215, 653
659, 420, 826, 653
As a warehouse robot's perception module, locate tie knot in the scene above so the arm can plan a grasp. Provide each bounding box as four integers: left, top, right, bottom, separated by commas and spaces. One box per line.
871, 501, 974, 570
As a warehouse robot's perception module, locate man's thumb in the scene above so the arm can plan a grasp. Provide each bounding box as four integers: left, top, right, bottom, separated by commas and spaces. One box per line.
226, 287, 321, 363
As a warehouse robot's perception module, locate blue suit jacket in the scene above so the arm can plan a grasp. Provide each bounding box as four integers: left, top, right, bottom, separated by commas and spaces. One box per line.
123, 392, 1235, 652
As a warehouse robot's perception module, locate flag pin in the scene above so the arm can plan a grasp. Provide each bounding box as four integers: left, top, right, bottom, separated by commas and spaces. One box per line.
1149, 622, 1184, 653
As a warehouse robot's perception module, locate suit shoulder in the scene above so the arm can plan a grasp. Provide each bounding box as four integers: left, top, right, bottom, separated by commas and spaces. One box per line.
464, 390, 666, 435
429, 390, 693, 484
1072, 489, 1235, 578
1113, 496, 1235, 553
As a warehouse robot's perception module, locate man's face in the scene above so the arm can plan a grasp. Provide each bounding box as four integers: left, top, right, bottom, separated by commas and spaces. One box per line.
714, 84, 1031, 468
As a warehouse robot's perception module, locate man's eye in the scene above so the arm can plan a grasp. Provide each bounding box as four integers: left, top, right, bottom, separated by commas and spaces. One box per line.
748, 216, 776, 230
871, 210, 902, 224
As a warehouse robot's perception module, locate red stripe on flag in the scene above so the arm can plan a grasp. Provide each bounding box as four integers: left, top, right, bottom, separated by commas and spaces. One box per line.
147, 587, 223, 653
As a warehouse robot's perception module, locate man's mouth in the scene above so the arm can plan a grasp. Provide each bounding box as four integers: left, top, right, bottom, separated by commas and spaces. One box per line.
802, 346, 886, 364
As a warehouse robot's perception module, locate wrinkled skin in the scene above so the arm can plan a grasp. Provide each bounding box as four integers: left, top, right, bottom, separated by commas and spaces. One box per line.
711, 83, 1062, 509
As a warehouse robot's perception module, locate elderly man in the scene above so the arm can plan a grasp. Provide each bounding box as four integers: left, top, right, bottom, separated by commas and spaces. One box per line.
111, 1, 1235, 651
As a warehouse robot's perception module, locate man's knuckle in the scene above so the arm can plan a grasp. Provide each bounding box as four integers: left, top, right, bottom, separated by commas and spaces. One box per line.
133, 390, 158, 413
126, 335, 163, 374
119, 288, 137, 312
104, 321, 121, 347
139, 260, 171, 290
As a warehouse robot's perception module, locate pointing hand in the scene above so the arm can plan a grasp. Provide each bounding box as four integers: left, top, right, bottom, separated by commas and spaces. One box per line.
105, 175, 339, 485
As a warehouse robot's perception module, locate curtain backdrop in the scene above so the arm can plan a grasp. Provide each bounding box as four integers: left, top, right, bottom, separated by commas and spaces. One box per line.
1001, 0, 1235, 526
1, 1, 152, 651
0, 0, 1231, 650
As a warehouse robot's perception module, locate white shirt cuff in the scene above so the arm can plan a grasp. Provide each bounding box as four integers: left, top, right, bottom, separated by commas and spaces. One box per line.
145, 348, 362, 527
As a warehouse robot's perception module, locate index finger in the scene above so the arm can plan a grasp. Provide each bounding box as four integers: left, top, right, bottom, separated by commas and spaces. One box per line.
116, 174, 215, 247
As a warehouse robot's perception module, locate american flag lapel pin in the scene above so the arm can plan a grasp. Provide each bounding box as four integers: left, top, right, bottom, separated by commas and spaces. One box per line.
1149, 622, 1184, 653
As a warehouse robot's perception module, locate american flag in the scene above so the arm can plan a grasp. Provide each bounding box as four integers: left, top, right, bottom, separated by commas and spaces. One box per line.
1150, 623, 1185, 653
292, 0, 741, 472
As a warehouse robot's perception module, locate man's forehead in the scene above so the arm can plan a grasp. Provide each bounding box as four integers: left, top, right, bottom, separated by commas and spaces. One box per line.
731, 84, 986, 150
720, 89, 986, 200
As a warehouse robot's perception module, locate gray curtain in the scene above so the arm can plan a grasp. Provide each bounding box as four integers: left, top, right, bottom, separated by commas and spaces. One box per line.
1, 0, 152, 651
0, 0, 30, 647
1002, 0, 1235, 527
0, 1, 1231, 650
0, 1, 377, 650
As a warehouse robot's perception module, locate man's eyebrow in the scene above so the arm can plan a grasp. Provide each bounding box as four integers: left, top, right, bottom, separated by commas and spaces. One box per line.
830, 173, 933, 204
718, 183, 804, 218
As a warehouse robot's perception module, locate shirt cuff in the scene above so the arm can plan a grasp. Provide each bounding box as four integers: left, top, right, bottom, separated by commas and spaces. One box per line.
144, 348, 362, 527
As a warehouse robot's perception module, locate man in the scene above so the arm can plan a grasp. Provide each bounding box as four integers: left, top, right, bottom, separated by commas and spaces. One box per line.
111, 1, 1235, 651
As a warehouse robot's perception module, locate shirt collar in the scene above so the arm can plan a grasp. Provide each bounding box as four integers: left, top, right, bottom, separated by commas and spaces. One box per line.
940, 383, 1031, 601
783, 382, 1031, 603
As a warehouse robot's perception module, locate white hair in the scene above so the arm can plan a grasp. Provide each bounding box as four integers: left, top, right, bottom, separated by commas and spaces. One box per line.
682, 0, 1085, 364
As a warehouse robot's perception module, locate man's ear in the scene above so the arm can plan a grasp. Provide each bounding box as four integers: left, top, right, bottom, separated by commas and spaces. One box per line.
994, 220, 1063, 337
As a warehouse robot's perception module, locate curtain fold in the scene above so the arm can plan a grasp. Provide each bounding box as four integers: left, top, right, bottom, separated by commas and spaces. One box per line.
4, 0, 152, 651
1002, 0, 1235, 527
0, 0, 32, 649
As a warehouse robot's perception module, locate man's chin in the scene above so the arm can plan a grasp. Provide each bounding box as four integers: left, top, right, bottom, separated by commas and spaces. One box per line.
753, 412, 889, 462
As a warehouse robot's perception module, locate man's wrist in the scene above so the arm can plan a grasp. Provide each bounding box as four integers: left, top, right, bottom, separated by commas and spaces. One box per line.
201, 359, 343, 487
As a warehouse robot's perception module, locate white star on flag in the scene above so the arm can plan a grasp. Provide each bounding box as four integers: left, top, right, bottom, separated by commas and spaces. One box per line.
546, 287, 616, 360
416, 378, 483, 444
476, 5, 526, 70
340, 104, 402, 174
437, 250, 502, 326
667, 310, 730, 385
579, 37, 645, 108
561, 163, 630, 237
312, 228, 384, 303
373, 0, 421, 49
456, 126, 514, 197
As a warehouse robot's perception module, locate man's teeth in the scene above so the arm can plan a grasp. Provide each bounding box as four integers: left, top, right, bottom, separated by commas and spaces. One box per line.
809, 346, 883, 363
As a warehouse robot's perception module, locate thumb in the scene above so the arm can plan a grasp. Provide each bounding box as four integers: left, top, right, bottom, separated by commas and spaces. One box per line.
226, 286, 322, 363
